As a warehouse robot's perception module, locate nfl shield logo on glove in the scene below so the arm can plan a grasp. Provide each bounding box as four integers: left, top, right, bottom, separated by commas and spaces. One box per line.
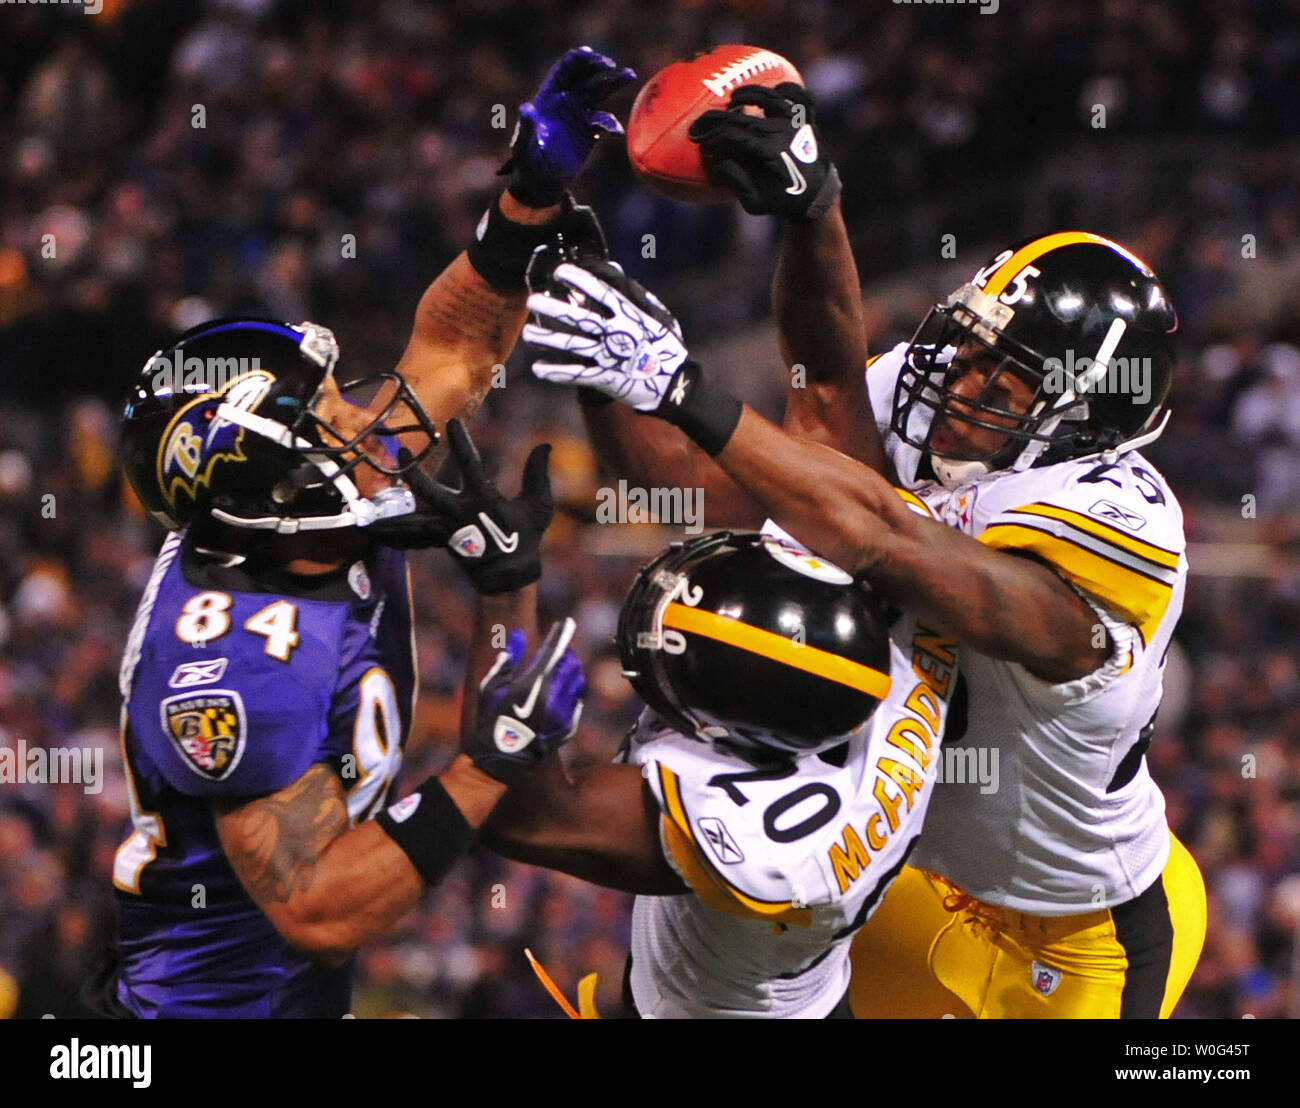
632, 346, 660, 377
450, 524, 486, 558
494, 716, 536, 753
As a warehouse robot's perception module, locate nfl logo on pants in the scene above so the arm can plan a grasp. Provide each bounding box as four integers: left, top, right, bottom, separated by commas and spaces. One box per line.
1031, 961, 1062, 997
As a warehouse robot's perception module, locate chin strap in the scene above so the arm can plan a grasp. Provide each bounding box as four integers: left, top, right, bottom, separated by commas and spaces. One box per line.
932, 456, 991, 489
932, 403, 1173, 488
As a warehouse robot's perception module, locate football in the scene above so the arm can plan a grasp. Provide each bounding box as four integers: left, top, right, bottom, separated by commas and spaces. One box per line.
627, 44, 804, 203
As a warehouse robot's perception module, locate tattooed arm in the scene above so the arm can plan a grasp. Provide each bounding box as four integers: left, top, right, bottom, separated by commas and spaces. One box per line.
394, 194, 561, 426
213, 756, 504, 962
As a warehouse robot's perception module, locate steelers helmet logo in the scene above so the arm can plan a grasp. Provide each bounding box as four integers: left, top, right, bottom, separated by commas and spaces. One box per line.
760, 535, 854, 585
160, 690, 247, 781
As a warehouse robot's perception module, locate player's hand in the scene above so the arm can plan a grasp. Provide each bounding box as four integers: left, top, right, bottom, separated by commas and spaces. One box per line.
503, 46, 636, 208
524, 259, 691, 412
368, 418, 554, 595
467, 618, 586, 785
688, 83, 841, 221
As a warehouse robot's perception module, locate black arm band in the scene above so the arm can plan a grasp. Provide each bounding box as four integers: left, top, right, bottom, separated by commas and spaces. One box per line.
657, 361, 744, 457
799, 164, 842, 223
577, 386, 615, 407
375, 777, 474, 887
466, 196, 562, 290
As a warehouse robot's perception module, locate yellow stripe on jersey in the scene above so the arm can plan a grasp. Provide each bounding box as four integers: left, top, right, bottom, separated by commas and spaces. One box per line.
658, 765, 812, 927
980, 232, 1115, 299
979, 522, 1173, 645
893, 487, 935, 519
662, 603, 892, 699
1006, 502, 1180, 569
865, 353, 884, 370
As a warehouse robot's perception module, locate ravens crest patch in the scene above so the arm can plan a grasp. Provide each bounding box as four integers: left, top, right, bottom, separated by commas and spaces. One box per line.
159, 690, 247, 780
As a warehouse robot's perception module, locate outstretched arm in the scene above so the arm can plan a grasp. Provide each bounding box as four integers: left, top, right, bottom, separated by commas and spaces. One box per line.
482, 757, 685, 895
215, 613, 583, 963
580, 400, 766, 528
396, 47, 635, 425
527, 261, 1107, 685
772, 200, 886, 473
396, 193, 560, 426
693, 82, 885, 471
573, 200, 882, 528
566, 86, 884, 522
708, 406, 1104, 683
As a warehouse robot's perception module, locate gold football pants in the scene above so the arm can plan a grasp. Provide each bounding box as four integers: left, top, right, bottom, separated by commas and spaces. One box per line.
849, 832, 1206, 1018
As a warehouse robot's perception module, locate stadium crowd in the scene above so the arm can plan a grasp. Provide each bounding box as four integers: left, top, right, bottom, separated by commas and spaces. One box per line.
1, 0, 1298, 1017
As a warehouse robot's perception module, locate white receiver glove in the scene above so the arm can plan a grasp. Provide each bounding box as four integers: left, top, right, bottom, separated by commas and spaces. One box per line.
524, 260, 690, 411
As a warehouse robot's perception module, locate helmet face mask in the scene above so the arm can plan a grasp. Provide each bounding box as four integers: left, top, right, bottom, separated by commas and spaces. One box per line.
121, 318, 439, 536
896, 299, 1096, 470
892, 234, 1178, 483
300, 370, 440, 482
617, 532, 893, 760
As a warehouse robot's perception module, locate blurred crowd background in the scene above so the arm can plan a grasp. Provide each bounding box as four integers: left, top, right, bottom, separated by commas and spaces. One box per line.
1, 0, 1299, 1018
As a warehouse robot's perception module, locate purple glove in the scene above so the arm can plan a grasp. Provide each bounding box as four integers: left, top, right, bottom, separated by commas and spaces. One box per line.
503, 46, 636, 207
468, 618, 586, 784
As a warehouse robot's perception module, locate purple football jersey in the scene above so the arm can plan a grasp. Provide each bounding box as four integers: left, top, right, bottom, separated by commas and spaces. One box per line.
113, 532, 415, 1017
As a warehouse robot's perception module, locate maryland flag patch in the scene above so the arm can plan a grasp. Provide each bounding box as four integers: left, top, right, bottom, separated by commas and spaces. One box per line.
160, 690, 246, 781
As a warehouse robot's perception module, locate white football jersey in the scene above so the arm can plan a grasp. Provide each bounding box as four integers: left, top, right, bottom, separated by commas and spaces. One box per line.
863, 343, 1184, 914
627, 608, 961, 1018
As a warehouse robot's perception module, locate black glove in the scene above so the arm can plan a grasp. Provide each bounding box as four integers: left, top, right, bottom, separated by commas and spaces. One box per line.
465, 618, 586, 785
368, 418, 554, 595
688, 83, 841, 221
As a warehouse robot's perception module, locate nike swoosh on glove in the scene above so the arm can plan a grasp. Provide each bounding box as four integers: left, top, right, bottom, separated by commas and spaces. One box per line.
688, 82, 841, 221
368, 418, 554, 595
467, 618, 586, 785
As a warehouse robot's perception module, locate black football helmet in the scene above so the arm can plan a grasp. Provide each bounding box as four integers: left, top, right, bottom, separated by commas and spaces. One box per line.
892, 232, 1178, 485
617, 531, 893, 758
120, 318, 439, 535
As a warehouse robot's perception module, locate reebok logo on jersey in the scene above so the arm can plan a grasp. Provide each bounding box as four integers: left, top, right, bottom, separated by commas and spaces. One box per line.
167, 658, 229, 689
1031, 961, 1062, 996
1088, 499, 1147, 531
698, 817, 744, 865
